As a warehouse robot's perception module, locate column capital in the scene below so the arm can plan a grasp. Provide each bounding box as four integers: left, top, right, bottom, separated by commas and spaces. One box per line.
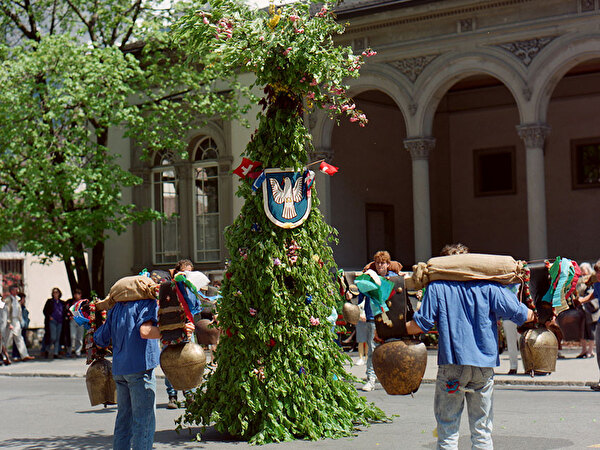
404, 137, 436, 161
309, 147, 334, 163
516, 123, 551, 149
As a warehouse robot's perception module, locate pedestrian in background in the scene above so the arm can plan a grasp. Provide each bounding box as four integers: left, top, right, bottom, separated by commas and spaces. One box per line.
66, 289, 85, 357
577, 259, 600, 391
4, 285, 34, 361
42, 287, 67, 359
0, 295, 11, 365
11, 292, 31, 360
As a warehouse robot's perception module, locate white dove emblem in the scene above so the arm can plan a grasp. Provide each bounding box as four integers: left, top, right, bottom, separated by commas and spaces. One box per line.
270, 176, 303, 219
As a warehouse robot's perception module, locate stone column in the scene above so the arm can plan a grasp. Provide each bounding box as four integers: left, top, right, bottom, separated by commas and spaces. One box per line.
516, 123, 551, 260
403, 137, 435, 263
309, 147, 334, 224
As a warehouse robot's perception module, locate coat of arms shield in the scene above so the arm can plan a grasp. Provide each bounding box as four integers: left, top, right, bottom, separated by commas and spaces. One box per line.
262, 168, 312, 229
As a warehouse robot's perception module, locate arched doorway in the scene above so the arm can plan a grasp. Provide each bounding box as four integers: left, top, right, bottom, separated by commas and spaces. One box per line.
546, 58, 600, 261
430, 74, 526, 258
330, 90, 411, 268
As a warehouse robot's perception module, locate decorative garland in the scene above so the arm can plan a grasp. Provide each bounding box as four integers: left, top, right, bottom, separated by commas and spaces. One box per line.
85, 301, 107, 365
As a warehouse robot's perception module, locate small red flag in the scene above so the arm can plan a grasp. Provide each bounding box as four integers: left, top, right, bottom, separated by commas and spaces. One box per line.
233, 157, 262, 178
319, 161, 339, 175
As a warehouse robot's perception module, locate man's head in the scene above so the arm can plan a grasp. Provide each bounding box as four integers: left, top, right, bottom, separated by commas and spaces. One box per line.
174, 259, 194, 273
594, 260, 600, 282
9, 285, 18, 296
373, 250, 391, 276
440, 243, 469, 256
73, 288, 82, 300
51, 287, 62, 299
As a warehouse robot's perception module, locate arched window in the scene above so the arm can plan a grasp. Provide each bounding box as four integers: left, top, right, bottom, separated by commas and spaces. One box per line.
192, 137, 220, 262
152, 150, 180, 264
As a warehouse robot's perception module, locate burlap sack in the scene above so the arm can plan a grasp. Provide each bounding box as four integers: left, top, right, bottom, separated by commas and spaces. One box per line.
95, 275, 158, 311
411, 253, 527, 289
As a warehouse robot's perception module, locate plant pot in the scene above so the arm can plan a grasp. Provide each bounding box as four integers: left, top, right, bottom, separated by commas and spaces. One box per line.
372, 339, 427, 395
160, 342, 207, 391
85, 357, 117, 406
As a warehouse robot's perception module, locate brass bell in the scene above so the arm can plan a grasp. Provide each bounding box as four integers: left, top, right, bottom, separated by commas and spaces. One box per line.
195, 318, 221, 345
342, 302, 360, 325
160, 342, 207, 391
86, 358, 117, 406
520, 327, 558, 376
372, 339, 427, 395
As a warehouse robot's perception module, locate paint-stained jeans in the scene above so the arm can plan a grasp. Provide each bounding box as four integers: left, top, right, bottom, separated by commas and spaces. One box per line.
113, 369, 156, 450
434, 364, 494, 450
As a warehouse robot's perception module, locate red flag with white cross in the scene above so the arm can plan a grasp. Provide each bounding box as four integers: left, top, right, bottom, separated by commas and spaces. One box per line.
319, 161, 338, 175
233, 157, 262, 179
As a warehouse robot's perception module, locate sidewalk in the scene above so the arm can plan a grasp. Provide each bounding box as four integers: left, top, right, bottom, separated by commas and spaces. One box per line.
1, 347, 598, 387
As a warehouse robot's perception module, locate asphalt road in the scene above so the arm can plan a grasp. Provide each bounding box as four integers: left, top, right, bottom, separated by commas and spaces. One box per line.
1, 376, 598, 449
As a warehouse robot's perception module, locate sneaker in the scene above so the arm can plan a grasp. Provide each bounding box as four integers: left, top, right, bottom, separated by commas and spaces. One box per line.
167, 396, 178, 409
361, 380, 375, 392
355, 358, 365, 366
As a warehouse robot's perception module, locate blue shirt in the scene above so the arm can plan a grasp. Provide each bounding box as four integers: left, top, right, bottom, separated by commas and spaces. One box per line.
412, 280, 529, 368
358, 270, 398, 321
594, 282, 600, 323
94, 299, 160, 376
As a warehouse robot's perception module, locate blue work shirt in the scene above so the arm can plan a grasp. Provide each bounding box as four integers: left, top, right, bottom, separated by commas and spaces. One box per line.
94, 299, 160, 376
412, 280, 528, 368
358, 270, 398, 321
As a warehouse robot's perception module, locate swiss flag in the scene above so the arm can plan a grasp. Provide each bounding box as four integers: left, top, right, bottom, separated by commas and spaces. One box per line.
319, 161, 339, 176
233, 157, 262, 179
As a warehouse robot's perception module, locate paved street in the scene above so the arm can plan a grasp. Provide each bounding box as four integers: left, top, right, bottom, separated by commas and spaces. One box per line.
1, 348, 599, 449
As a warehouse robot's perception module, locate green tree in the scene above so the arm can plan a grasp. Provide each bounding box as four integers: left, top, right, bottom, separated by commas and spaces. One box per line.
174, 0, 385, 443
0, 0, 244, 296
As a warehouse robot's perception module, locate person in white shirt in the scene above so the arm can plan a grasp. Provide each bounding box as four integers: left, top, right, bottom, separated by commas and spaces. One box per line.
3, 285, 34, 361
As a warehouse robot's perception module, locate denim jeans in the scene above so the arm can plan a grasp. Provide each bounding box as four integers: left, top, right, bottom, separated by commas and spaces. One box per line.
365, 321, 377, 382
69, 319, 85, 356
113, 369, 156, 450
434, 364, 494, 450
48, 320, 62, 356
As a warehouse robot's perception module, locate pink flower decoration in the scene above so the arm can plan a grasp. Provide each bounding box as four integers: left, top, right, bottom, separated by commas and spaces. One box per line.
306, 92, 315, 99
294, 28, 304, 34
289, 14, 300, 22
310, 316, 320, 326
273, 257, 281, 266
249, 308, 257, 316
283, 47, 292, 56
349, 117, 358, 122
203, 17, 209, 25
310, 79, 318, 86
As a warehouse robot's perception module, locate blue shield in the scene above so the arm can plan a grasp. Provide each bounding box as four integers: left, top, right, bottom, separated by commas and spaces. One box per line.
262, 168, 312, 229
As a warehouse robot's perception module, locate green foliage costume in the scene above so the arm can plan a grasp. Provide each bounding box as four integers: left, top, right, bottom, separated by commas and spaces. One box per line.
174, 0, 386, 443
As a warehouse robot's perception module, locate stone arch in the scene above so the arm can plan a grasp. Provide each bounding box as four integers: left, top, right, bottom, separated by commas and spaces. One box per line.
186, 121, 228, 159
529, 33, 600, 123
413, 51, 528, 137
311, 65, 411, 154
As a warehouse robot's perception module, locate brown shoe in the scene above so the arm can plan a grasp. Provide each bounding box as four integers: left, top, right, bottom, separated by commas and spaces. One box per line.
22, 356, 35, 361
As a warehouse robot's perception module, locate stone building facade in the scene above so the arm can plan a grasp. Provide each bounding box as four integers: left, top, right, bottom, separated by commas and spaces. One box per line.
109, 0, 600, 286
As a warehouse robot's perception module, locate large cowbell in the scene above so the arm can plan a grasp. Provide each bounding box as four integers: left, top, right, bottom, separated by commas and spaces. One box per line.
262, 168, 312, 229
374, 276, 413, 340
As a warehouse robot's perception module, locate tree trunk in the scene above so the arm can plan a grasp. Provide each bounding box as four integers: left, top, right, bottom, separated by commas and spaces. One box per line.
92, 240, 105, 298
73, 244, 91, 299
63, 257, 79, 296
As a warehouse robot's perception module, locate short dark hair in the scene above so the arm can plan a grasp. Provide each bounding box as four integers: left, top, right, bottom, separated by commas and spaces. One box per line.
74, 288, 82, 295
9, 285, 18, 292
51, 287, 62, 298
440, 243, 470, 256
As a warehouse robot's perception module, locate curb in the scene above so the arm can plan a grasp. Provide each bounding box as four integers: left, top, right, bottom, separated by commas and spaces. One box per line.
2, 372, 594, 388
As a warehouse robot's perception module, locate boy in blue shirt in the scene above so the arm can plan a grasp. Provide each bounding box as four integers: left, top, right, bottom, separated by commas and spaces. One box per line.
94, 298, 193, 450
406, 279, 534, 449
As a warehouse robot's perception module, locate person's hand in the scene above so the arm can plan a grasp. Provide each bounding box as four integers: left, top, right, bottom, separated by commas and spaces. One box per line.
359, 316, 367, 322
184, 322, 195, 338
